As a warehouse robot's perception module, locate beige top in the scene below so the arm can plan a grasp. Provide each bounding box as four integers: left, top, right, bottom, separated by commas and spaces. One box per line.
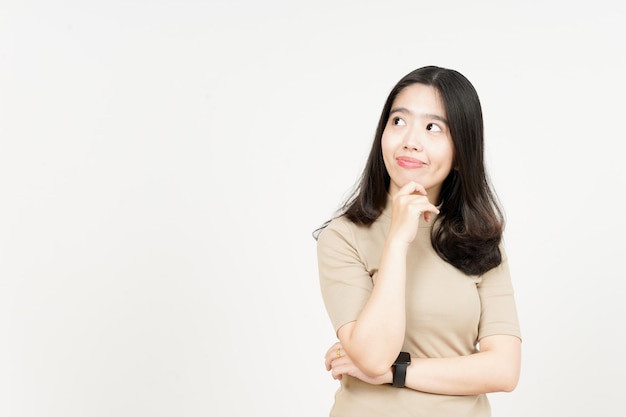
317, 198, 521, 417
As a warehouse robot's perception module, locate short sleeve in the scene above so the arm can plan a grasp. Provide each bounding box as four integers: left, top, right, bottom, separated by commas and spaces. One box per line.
317, 219, 374, 332
476, 248, 522, 341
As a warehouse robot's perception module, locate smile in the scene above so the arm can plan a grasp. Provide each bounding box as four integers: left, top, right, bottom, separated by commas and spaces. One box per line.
396, 156, 425, 169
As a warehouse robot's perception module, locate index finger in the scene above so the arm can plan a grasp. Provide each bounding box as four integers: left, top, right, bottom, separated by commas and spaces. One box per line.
396, 181, 427, 197
325, 342, 342, 370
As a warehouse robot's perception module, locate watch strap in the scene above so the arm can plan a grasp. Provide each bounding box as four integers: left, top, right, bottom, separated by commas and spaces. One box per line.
392, 351, 410, 388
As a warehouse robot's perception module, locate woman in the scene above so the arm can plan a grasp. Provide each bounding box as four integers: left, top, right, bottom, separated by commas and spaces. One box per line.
315, 66, 521, 416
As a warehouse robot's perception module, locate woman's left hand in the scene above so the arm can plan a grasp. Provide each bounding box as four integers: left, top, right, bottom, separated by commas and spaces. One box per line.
324, 342, 392, 385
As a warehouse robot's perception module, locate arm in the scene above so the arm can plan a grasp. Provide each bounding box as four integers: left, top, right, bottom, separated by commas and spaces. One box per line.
335, 182, 439, 377
335, 238, 408, 376
403, 334, 521, 395
326, 334, 521, 395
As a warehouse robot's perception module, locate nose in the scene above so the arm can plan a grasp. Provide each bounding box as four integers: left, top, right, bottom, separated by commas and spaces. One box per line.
402, 129, 424, 152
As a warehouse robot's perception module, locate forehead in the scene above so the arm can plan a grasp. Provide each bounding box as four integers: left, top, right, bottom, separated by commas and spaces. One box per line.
392, 83, 446, 116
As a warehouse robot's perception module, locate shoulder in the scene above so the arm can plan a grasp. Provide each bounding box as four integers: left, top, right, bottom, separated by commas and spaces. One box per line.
317, 215, 358, 249
317, 213, 389, 265
477, 243, 512, 286
317, 213, 386, 243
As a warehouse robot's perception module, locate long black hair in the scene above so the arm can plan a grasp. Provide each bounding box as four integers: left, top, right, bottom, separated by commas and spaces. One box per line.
315, 66, 504, 276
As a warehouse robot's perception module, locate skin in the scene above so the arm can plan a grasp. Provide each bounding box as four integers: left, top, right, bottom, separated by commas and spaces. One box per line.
324, 83, 522, 395
382, 83, 455, 204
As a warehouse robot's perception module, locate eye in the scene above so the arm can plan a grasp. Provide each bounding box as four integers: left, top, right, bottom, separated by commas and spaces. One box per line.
392, 116, 406, 126
426, 123, 441, 132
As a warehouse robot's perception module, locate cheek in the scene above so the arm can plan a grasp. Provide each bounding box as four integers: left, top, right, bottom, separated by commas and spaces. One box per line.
381, 134, 394, 161
433, 142, 455, 170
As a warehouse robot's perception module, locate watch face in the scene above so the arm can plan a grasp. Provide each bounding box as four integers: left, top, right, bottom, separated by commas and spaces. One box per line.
396, 352, 411, 364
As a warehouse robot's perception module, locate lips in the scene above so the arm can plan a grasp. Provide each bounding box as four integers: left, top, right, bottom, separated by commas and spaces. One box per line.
396, 156, 425, 169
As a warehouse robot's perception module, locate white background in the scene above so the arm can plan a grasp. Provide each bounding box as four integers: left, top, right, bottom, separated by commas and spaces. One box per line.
1, 1, 625, 416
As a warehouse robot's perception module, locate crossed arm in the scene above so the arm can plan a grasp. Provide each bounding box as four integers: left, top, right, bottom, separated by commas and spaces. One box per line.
325, 333, 521, 395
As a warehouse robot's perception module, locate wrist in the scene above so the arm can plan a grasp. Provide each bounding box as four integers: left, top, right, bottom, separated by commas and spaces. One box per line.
391, 352, 411, 388
384, 237, 410, 253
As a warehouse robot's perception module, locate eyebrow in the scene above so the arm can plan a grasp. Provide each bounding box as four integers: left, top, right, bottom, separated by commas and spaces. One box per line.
390, 107, 449, 125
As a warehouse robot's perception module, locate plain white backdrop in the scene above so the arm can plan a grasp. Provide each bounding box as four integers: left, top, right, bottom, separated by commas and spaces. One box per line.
1, 1, 625, 416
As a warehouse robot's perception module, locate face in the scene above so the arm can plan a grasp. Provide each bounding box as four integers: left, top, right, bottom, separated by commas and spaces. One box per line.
381, 83, 455, 204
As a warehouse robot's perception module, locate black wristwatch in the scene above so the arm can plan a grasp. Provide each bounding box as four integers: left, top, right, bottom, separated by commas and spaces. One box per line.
392, 352, 411, 388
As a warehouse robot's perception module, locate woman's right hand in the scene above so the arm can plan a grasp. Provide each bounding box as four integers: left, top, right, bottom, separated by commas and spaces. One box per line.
388, 181, 440, 245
